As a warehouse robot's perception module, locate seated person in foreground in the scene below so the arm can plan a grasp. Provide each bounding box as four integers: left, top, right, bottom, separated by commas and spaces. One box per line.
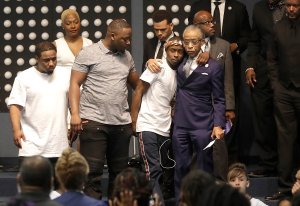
54, 148, 106, 206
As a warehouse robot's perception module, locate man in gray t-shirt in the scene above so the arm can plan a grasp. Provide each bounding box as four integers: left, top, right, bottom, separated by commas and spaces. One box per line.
69, 19, 139, 199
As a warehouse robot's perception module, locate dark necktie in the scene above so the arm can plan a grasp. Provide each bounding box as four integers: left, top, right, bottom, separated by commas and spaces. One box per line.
213, 2, 221, 37
156, 41, 165, 59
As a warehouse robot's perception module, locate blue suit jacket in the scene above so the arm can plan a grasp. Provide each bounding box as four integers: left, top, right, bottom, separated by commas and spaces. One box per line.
174, 58, 225, 130
55, 191, 107, 206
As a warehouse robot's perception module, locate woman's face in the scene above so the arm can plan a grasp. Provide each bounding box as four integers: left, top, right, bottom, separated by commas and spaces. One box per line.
62, 13, 81, 38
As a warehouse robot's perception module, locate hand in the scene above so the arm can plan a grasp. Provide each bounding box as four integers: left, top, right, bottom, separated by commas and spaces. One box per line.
225, 111, 235, 122
147, 59, 162, 73
292, 182, 300, 195
70, 114, 88, 135
109, 190, 138, 206
230, 43, 238, 53
211, 126, 224, 139
13, 130, 25, 148
68, 129, 79, 147
245, 68, 256, 88
196, 52, 209, 65
150, 193, 161, 206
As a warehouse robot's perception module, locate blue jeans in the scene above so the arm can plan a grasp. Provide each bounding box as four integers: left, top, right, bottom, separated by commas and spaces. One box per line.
79, 119, 132, 199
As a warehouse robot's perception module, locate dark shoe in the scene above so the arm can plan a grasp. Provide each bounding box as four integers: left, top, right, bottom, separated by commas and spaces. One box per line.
248, 169, 276, 178
265, 191, 291, 201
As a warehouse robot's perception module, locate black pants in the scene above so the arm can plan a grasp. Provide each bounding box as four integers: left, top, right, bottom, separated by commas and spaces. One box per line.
274, 83, 300, 190
79, 120, 132, 199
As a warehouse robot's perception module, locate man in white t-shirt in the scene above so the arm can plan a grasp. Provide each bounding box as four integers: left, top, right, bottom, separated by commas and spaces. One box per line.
7, 41, 69, 169
131, 36, 184, 203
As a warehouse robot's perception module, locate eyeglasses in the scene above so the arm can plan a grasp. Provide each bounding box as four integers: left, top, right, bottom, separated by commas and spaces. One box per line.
183, 39, 203, 46
195, 20, 216, 26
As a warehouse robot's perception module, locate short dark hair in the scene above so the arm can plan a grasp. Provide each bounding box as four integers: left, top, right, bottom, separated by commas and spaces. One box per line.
181, 170, 216, 206
19, 156, 53, 193
112, 167, 152, 206
199, 184, 250, 206
35, 41, 56, 57
107, 18, 131, 34
152, 10, 172, 24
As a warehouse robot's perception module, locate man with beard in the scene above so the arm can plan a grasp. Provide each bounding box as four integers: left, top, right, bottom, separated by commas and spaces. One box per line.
69, 19, 139, 199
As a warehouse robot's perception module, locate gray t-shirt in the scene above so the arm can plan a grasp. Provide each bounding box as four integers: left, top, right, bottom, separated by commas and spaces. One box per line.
72, 40, 136, 125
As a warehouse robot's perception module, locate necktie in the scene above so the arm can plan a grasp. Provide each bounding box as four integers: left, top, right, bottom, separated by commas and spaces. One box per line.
184, 58, 193, 78
213, 2, 221, 37
156, 41, 165, 59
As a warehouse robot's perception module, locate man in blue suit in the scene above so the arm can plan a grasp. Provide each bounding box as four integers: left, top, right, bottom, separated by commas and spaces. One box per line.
172, 25, 226, 198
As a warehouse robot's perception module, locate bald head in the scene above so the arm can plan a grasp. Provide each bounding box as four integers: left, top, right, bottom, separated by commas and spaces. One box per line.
194, 10, 212, 23
18, 156, 53, 193
193, 10, 216, 37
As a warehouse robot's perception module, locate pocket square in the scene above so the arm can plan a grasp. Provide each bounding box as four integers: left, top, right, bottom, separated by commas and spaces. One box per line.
217, 52, 224, 60
201, 72, 208, 75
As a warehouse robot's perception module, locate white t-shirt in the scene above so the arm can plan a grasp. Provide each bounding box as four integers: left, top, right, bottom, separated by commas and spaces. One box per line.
7, 66, 70, 157
136, 59, 177, 137
250, 197, 268, 206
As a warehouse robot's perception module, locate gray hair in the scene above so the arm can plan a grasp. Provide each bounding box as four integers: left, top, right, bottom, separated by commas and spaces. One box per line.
183, 25, 204, 39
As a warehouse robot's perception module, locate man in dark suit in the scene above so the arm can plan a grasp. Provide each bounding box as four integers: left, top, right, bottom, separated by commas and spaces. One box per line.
172, 25, 226, 198
193, 10, 234, 182
245, 0, 284, 178
266, 0, 300, 200
189, 0, 251, 164
143, 10, 175, 71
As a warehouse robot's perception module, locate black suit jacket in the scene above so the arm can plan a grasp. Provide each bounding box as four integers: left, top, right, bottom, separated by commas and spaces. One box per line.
247, 0, 275, 77
267, 16, 300, 88
143, 37, 159, 70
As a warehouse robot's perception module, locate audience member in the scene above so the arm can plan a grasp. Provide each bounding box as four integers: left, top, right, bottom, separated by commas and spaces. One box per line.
198, 184, 251, 206
54, 148, 106, 206
266, 0, 300, 199
227, 163, 268, 206
189, 0, 251, 164
7, 41, 69, 171
245, 0, 282, 178
7, 156, 62, 206
278, 197, 292, 206
131, 36, 184, 203
172, 25, 225, 198
193, 10, 234, 182
69, 19, 139, 199
110, 167, 153, 206
179, 169, 216, 206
